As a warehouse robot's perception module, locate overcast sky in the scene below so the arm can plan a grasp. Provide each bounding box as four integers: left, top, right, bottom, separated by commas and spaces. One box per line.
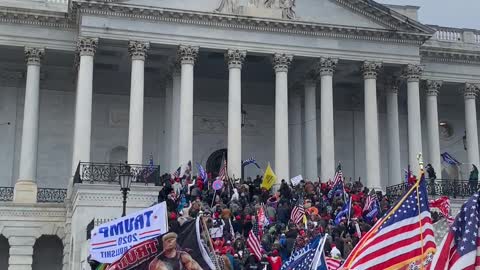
376, 0, 480, 29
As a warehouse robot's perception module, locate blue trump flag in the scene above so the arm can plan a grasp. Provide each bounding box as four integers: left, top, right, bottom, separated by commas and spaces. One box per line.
281, 235, 327, 270
195, 162, 207, 182
334, 198, 351, 225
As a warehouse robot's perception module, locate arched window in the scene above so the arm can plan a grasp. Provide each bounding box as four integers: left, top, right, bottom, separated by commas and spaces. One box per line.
32, 235, 63, 270
206, 148, 228, 177
0, 235, 9, 270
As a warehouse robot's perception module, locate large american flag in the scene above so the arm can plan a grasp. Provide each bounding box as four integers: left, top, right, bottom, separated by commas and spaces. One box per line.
247, 230, 262, 261
291, 200, 305, 224
342, 175, 436, 270
429, 193, 480, 270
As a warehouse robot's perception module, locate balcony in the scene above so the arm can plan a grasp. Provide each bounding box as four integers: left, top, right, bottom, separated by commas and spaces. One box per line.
73, 162, 163, 186
429, 25, 480, 44
386, 179, 478, 202
0, 186, 66, 203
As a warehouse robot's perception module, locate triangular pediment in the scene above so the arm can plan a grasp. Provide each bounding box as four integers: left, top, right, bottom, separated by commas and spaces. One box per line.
103, 0, 432, 34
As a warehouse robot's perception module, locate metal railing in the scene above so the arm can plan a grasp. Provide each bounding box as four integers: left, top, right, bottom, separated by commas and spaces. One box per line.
386, 179, 478, 202
73, 162, 161, 185
0, 187, 14, 201
37, 188, 67, 203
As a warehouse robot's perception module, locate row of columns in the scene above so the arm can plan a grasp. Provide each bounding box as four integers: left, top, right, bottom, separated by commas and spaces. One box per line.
12, 39, 480, 198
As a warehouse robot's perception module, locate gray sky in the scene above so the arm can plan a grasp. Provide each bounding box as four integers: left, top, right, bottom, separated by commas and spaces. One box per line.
376, 0, 480, 29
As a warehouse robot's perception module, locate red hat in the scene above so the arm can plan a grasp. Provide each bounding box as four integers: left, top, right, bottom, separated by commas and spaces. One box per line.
236, 215, 241, 220
169, 212, 177, 220
272, 250, 279, 256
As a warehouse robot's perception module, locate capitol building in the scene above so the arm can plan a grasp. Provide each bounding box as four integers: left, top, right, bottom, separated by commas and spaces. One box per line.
0, 0, 479, 269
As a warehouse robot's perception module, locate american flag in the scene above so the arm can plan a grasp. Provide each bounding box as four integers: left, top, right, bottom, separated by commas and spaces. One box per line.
247, 230, 262, 261
429, 196, 455, 225
291, 200, 305, 224
331, 165, 343, 188
257, 206, 269, 237
429, 192, 480, 270
218, 155, 227, 181
281, 236, 327, 270
325, 257, 342, 270
171, 166, 181, 179
363, 192, 377, 212
342, 174, 436, 270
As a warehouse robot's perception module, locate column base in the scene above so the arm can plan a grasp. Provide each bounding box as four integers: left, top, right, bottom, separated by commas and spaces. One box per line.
13, 181, 37, 203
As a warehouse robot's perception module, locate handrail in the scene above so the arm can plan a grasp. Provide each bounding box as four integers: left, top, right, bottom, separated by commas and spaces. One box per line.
74, 162, 162, 185
37, 188, 67, 203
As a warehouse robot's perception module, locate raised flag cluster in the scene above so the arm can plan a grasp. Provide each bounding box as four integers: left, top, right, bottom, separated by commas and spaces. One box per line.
429, 192, 480, 269
342, 175, 436, 270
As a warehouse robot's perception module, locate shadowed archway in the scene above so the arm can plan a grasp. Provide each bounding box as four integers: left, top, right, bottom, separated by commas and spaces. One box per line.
32, 235, 63, 270
206, 148, 227, 178
0, 235, 8, 270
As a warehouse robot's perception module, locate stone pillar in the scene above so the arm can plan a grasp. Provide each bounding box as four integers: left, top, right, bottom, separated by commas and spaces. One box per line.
425, 80, 443, 174
127, 41, 149, 164
14, 47, 44, 203
289, 89, 302, 177
304, 78, 318, 181
226, 49, 246, 179
177, 45, 199, 167
404, 64, 424, 173
170, 66, 181, 170
69, 38, 97, 198
8, 236, 36, 270
163, 76, 173, 173
362, 61, 382, 190
385, 79, 401, 186
273, 53, 293, 183
319, 57, 338, 182
464, 83, 480, 167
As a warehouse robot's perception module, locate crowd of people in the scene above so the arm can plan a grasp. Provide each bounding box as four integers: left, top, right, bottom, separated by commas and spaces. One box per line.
157, 172, 394, 270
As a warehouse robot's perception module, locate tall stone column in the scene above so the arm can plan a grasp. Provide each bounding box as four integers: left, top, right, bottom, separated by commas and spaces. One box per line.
163, 77, 173, 173
69, 37, 97, 198
171, 66, 181, 170
304, 78, 318, 181
404, 64, 424, 173
464, 83, 480, 168
8, 236, 36, 270
226, 49, 246, 179
14, 47, 44, 203
362, 61, 382, 190
385, 79, 401, 186
289, 89, 303, 177
425, 80, 443, 174
273, 53, 293, 183
319, 57, 338, 182
177, 45, 199, 167
127, 41, 149, 164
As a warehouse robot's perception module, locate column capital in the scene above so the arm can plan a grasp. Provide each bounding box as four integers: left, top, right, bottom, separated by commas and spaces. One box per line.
24, 47, 45, 66
318, 57, 338, 76
272, 53, 293, 73
402, 64, 423, 82
384, 77, 400, 94
361, 61, 382, 79
128, 40, 150, 61
76, 37, 98, 57
225, 49, 246, 69
425, 80, 443, 96
177, 45, 199, 65
464, 83, 480, 99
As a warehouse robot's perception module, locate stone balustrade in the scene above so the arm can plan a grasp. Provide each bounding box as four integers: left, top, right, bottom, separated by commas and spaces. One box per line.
429, 25, 480, 44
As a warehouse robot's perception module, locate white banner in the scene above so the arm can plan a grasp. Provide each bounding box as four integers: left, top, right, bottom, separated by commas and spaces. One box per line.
290, 175, 303, 186
89, 202, 168, 263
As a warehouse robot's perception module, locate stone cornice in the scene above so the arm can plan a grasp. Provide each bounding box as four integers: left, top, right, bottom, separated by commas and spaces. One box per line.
73, 1, 430, 45
0, 6, 74, 29
421, 47, 480, 65
0, 204, 67, 219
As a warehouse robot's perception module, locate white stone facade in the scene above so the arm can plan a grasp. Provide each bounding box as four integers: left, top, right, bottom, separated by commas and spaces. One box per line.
0, 0, 479, 269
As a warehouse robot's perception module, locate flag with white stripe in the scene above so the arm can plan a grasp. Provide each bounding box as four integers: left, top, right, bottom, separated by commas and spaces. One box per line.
247, 230, 262, 261
342, 173, 436, 270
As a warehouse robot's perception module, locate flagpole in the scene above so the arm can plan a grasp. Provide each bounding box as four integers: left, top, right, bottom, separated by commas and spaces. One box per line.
201, 216, 221, 269
416, 153, 425, 270
311, 234, 328, 269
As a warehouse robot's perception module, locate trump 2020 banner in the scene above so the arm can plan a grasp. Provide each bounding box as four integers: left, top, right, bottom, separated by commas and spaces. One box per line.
90, 202, 168, 263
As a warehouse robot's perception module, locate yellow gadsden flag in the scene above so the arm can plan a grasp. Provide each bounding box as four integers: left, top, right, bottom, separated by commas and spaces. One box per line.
260, 163, 277, 190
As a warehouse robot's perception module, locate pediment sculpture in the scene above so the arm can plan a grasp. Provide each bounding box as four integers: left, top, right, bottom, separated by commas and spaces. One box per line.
215, 0, 296, 19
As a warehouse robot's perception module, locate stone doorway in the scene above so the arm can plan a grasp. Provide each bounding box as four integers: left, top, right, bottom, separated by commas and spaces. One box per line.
32, 235, 63, 270
206, 148, 227, 178
0, 235, 8, 270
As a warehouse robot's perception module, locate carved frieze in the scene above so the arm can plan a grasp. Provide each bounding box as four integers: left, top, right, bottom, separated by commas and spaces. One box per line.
215, 0, 296, 19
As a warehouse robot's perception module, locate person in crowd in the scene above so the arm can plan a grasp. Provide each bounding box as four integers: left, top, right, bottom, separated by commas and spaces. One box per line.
469, 164, 479, 194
